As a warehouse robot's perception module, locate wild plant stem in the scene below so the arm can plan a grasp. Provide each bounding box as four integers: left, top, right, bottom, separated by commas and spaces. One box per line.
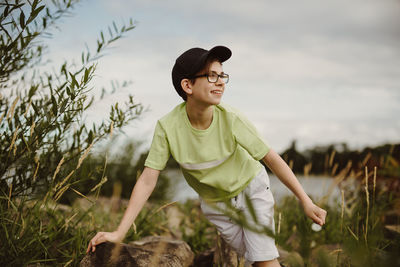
364, 166, 369, 246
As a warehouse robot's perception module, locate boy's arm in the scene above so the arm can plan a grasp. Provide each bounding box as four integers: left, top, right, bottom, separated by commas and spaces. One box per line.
87, 167, 160, 253
262, 149, 327, 225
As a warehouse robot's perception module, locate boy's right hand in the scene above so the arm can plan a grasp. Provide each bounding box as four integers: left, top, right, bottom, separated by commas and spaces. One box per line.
86, 231, 123, 254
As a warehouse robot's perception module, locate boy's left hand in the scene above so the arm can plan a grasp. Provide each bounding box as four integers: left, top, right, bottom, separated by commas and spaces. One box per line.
301, 200, 327, 226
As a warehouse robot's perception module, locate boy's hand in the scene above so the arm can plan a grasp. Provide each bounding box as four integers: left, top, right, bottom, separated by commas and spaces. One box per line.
86, 231, 123, 254
301, 200, 327, 226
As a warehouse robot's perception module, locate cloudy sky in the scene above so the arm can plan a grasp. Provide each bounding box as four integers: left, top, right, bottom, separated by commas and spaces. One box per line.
47, 0, 400, 152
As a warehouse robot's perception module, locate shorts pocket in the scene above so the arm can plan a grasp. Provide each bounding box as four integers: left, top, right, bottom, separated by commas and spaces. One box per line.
264, 173, 271, 191
243, 170, 272, 206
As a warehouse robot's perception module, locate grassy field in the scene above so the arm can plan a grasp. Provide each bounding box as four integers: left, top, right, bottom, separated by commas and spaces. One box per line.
1, 161, 399, 266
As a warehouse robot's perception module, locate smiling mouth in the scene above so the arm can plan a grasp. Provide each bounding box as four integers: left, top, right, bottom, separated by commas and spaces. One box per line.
211, 90, 223, 95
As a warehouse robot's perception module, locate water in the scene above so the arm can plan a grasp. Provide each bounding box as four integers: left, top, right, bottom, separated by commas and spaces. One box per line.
164, 169, 341, 206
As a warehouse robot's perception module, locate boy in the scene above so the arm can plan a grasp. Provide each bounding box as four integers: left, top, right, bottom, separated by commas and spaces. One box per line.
87, 46, 327, 267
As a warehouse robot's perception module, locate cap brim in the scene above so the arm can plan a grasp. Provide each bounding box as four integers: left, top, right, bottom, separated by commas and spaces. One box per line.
208, 46, 232, 63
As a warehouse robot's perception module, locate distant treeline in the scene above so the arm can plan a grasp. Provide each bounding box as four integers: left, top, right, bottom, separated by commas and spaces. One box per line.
278, 141, 400, 178
166, 141, 400, 178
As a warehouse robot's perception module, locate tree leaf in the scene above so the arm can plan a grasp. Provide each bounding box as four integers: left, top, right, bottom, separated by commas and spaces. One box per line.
60, 99, 68, 113
32, 0, 38, 10
27, 5, 45, 24
84, 68, 89, 83
32, 103, 39, 114
51, 95, 57, 116
4, 6, 9, 17
28, 85, 38, 98
42, 17, 47, 28
69, 72, 78, 89
20, 11, 25, 28
88, 130, 93, 144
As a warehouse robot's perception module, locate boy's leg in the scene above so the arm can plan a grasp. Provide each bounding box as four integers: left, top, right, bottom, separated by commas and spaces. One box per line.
200, 168, 280, 264
241, 168, 280, 263
200, 200, 246, 256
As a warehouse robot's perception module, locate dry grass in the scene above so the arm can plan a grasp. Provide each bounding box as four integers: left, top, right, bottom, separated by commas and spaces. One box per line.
364, 166, 370, 245
0, 110, 5, 125
303, 162, 312, 177
6, 96, 19, 121
8, 125, 19, 154
30, 121, 35, 137
277, 212, 282, 235
33, 161, 40, 182
109, 121, 114, 138
52, 156, 65, 181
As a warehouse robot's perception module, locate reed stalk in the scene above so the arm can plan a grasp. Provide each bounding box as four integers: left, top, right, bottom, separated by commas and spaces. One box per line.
331, 163, 339, 177
361, 152, 372, 167
109, 121, 114, 138
0, 110, 5, 125
303, 162, 312, 177
6, 96, 19, 121
364, 166, 369, 245
52, 156, 65, 181
154, 201, 178, 215
90, 176, 108, 193
341, 189, 344, 233
33, 161, 40, 182
373, 166, 376, 206
30, 121, 35, 137
56, 170, 74, 191
329, 150, 336, 167
277, 212, 282, 235
8, 126, 19, 153
23, 99, 32, 117
8, 184, 13, 209
77, 143, 93, 169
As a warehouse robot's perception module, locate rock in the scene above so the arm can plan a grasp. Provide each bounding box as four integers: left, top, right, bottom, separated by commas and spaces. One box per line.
81, 236, 194, 267
192, 249, 214, 267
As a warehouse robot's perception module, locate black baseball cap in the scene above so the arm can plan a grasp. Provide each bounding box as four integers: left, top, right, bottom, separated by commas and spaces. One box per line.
172, 46, 232, 100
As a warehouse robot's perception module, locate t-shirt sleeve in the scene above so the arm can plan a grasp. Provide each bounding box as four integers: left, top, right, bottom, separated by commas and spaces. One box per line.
232, 111, 270, 160
144, 121, 171, 170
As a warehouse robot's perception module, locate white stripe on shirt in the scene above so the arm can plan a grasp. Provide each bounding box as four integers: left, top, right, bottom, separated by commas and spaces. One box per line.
180, 156, 229, 170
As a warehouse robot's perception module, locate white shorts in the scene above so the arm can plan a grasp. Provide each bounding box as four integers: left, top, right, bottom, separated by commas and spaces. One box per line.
200, 168, 279, 263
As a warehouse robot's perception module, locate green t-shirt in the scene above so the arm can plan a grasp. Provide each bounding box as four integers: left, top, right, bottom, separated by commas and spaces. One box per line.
144, 102, 270, 202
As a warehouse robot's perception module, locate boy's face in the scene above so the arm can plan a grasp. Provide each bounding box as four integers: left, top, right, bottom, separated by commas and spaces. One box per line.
188, 61, 226, 106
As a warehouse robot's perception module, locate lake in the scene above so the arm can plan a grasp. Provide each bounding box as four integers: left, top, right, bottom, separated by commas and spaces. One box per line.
164, 168, 341, 206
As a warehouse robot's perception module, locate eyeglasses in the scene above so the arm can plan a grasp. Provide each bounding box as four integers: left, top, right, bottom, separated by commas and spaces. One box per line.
191, 72, 229, 83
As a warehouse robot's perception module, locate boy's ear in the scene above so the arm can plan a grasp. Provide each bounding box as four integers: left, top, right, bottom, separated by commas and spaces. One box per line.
181, 79, 193, 95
